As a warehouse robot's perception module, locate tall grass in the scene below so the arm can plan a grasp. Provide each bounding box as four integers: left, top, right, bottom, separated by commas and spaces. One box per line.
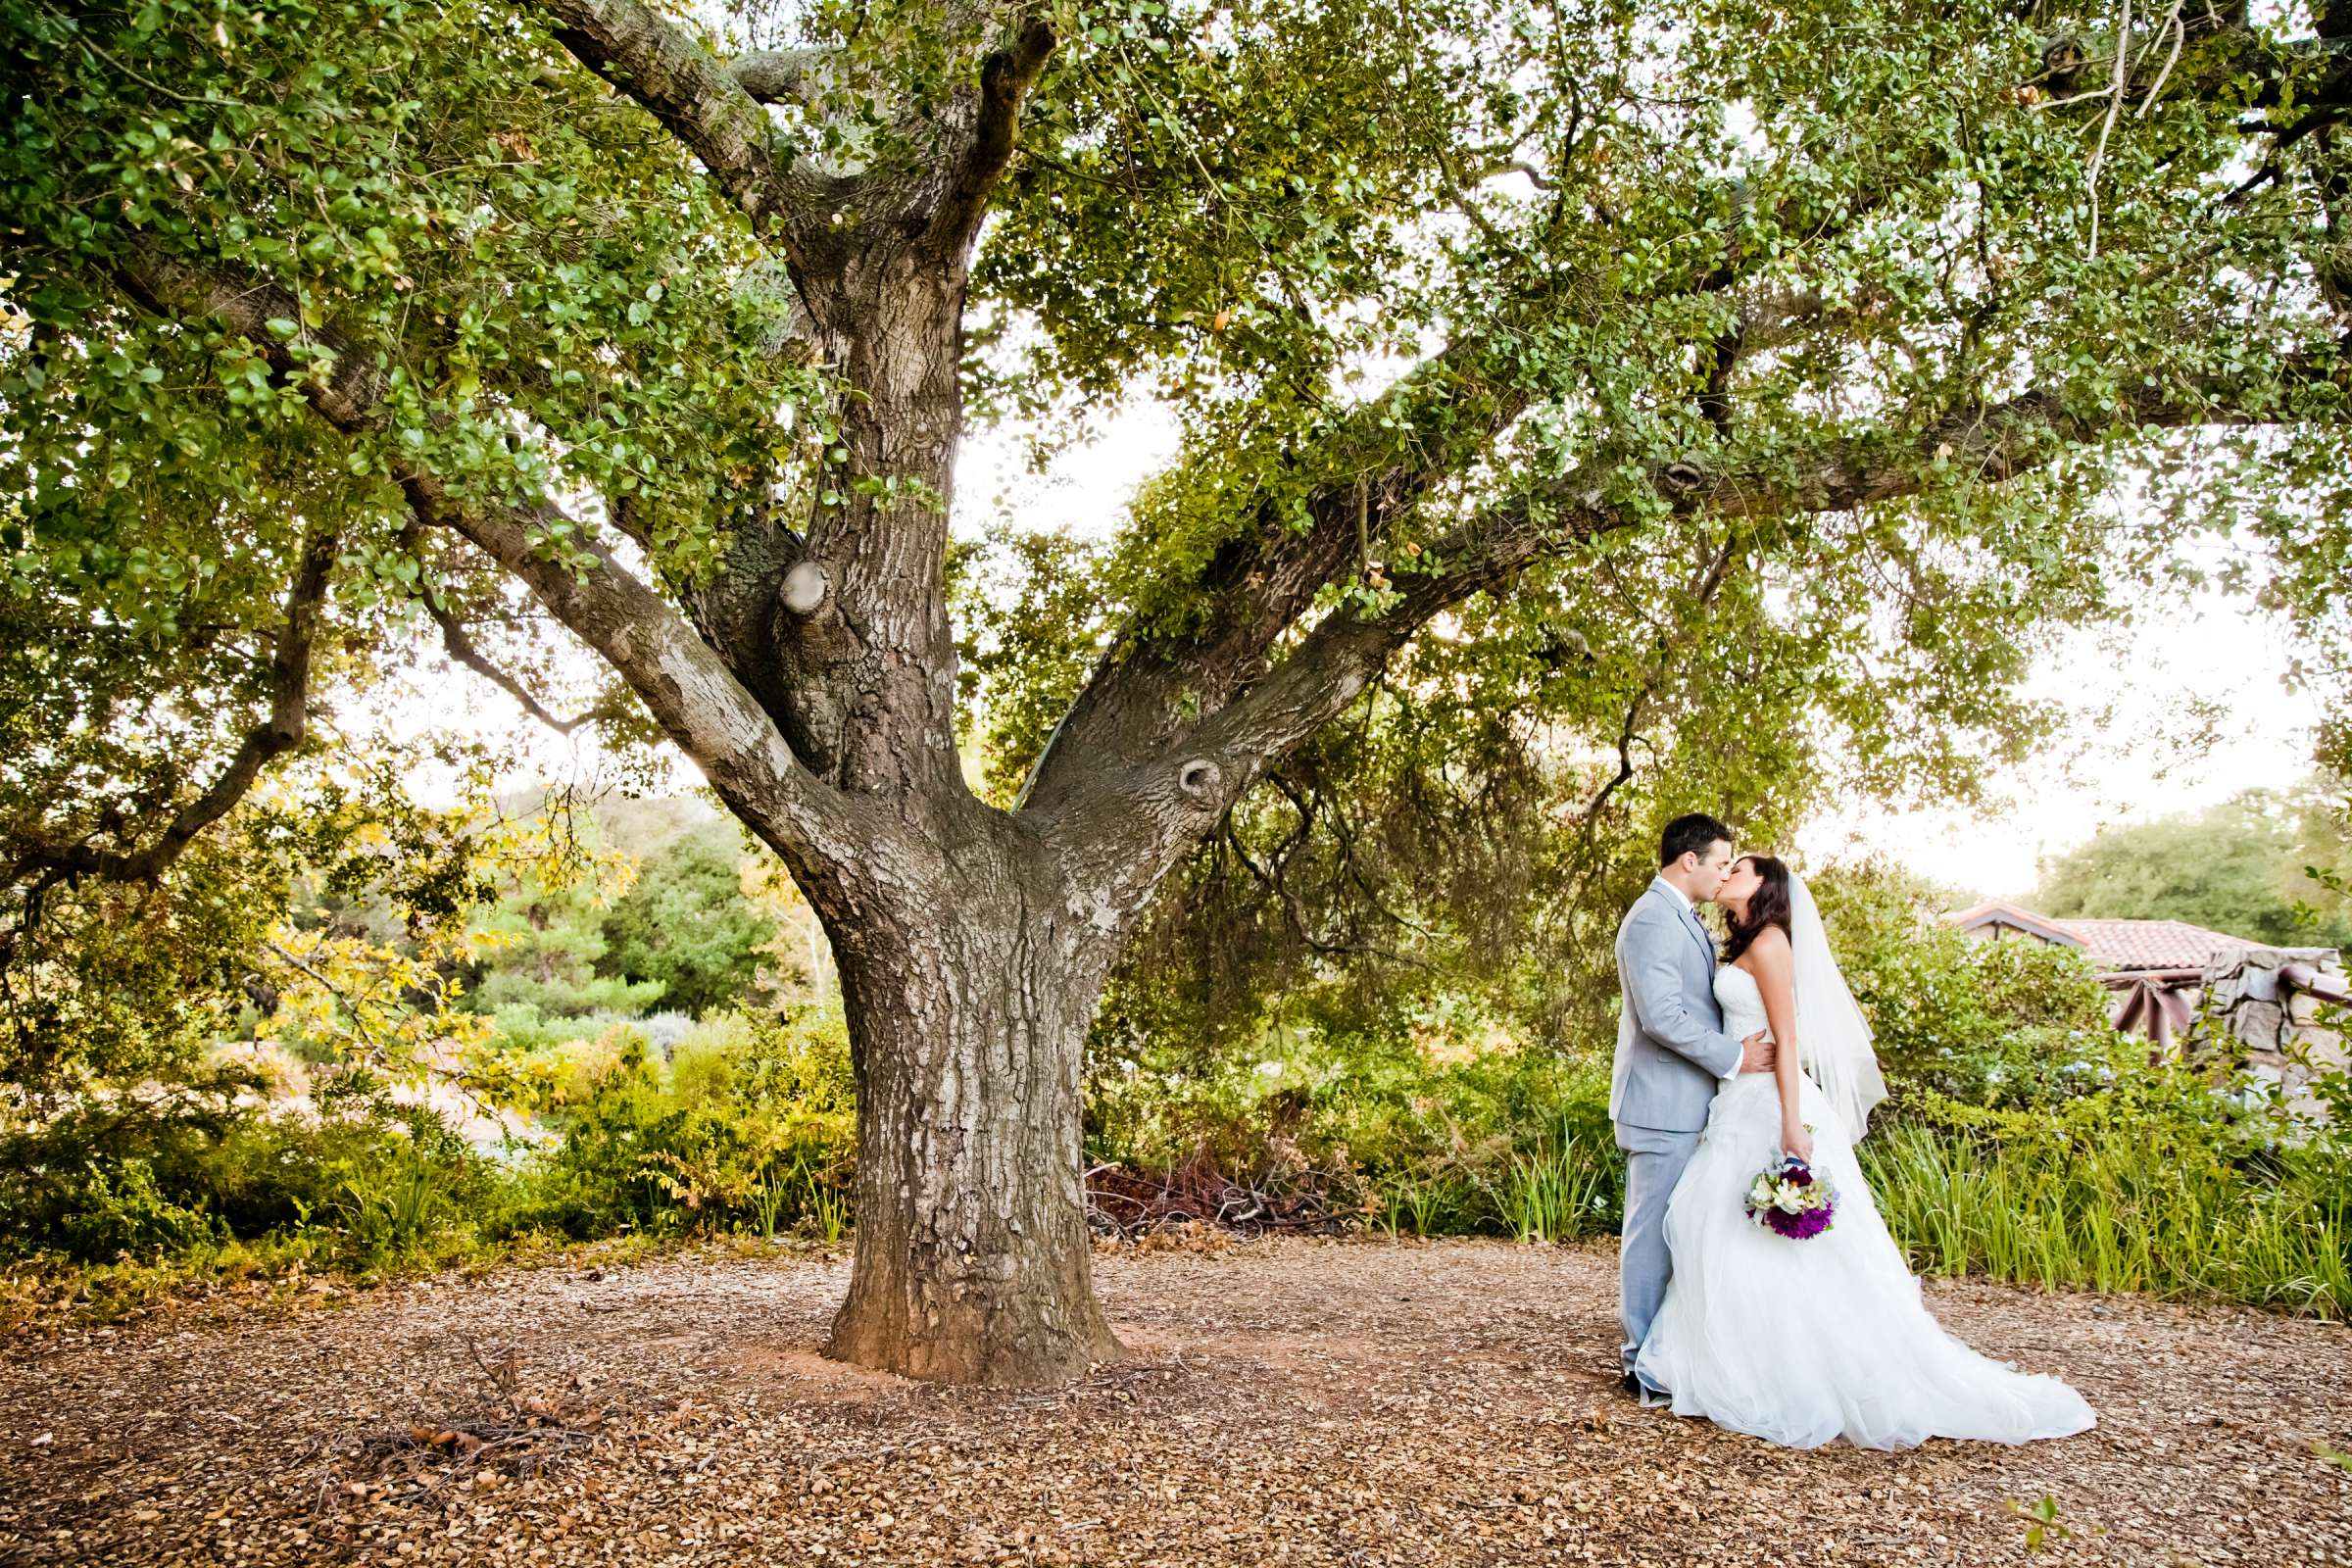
332, 1147, 456, 1258
1865, 1120, 2352, 1318
749, 1150, 854, 1248
1497, 1121, 1621, 1244
1374, 1173, 1477, 1237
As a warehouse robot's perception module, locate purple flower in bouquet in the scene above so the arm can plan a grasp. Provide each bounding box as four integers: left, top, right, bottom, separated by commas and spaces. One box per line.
1742, 1152, 1838, 1240
1760, 1201, 1835, 1240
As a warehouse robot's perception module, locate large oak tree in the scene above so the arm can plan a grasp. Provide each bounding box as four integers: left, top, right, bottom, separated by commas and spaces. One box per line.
4, 0, 2348, 1382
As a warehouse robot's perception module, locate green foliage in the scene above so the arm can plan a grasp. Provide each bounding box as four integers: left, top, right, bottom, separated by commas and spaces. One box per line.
1080, 469, 2092, 1094
975, 0, 2352, 691
948, 524, 1115, 806
2035, 780, 2352, 949
1868, 1073, 2352, 1317
1091, 975, 1624, 1235
0, 0, 815, 576
1500, 1118, 1621, 1245
0, 0, 809, 1088
0, 1071, 492, 1268
479, 1004, 647, 1059
0, 841, 275, 1092
506, 1001, 856, 1241
595, 823, 777, 1016
1098, 670, 1818, 1083
51, 1155, 220, 1260
328, 1136, 466, 1259
0, 996, 858, 1311
1813, 860, 2130, 1108
4, 0, 2342, 984
466, 860, 662, 1021
956, 0, 2352, 1116
1, 754, 498, 1093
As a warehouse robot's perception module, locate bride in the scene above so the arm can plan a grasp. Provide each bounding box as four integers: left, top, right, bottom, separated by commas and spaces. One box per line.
1632, 855, 2096, 1450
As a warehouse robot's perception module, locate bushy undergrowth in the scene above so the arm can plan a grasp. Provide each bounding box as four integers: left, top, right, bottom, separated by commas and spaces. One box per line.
0, 999, 858, 1321
8, 861, 2350, 1328
1867, 1073, 2352, 1316
0, 1066, 496, 1267
1087, 987, 1626, 1241
504, 999, 855, 1243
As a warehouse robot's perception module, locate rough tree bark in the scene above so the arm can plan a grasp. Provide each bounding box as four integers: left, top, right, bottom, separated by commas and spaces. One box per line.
818, 802, 1125, 1382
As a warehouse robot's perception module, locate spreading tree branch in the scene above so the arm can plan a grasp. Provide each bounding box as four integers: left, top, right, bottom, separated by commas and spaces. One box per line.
728, 45, 835, 107
1105, 351, 2348, 889
111, 240, 868, 871
3, 522, 337, 885
418, 591, 614, 737
536, 0, 823, 248
1023, 132, 1944, 826
1017, 335, 1532, 817
929, 19, 1057, 253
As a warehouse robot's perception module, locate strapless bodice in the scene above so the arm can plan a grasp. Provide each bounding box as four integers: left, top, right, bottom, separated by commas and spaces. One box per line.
1714, 962, 1771, 1042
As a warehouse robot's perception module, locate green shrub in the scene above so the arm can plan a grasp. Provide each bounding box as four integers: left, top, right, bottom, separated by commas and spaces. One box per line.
1812, 861, 2127, 1112
1499, 1117, 1622, 1244
595, 825, 777, 1016
328, 1130, 472, 1258
667, 1016, 745, 1108
537, 1022, 663, 1110
1866, 1069, 2352, 1317
485, 1004, 653, 1058
464, 866, 664, 1021
1089, 982, 1621, 1235
0, 1070, 495, 1269
498, 999, 856, 1241
56, 1156, 220, 1257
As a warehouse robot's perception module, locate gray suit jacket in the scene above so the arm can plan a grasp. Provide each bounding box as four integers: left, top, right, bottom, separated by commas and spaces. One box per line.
1610, 875, 1742, 1136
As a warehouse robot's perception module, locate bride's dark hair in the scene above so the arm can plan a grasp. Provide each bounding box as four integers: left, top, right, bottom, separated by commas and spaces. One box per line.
1723, 855, 1793, 963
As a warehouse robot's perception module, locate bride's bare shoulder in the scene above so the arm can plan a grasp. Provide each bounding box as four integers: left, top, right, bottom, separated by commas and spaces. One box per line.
1746, 924, 1794, 967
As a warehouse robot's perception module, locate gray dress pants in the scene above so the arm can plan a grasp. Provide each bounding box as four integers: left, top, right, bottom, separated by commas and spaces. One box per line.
1617, 1122, 1703, 1389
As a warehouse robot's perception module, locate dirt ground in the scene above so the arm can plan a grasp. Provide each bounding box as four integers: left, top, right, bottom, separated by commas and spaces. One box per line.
2, 1237, 2346, 1567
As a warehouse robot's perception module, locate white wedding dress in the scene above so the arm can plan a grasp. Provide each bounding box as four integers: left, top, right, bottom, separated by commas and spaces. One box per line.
1632, 962, 2096, 1449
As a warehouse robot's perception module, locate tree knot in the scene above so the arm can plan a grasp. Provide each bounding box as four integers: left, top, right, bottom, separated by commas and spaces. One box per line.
1176, 758, 1222, 807
1658, 460, 1708, 494
780, 560, 830, 615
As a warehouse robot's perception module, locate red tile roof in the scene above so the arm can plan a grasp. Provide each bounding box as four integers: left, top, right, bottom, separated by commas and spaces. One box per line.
1942, 900, 2260, 971
1943, 900, 2082, 948
2048, 917, 2262, 972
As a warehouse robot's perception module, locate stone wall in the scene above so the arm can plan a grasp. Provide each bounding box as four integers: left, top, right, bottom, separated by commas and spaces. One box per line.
2198, 947, 2347, 1107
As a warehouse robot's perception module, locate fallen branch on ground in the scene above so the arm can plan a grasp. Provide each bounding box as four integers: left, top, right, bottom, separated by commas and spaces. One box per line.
1084, 1152, 1356, 1243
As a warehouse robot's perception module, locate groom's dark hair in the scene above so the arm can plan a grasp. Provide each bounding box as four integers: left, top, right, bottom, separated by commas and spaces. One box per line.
1659, 812, 1734, 867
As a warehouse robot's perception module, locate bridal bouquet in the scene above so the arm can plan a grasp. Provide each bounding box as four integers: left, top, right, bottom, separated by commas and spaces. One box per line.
1744, 1153, 1838, 1240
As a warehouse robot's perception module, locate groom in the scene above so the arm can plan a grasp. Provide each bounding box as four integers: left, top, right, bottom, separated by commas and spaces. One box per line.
1612, 812, 1775, 1398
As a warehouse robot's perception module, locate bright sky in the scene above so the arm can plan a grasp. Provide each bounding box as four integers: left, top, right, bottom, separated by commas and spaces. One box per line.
434, 403, 2319, 907
1802, 590, 2313, 901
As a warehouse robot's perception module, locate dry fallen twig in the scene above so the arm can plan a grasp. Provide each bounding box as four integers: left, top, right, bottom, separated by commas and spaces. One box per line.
1086, 1153, 1356, 1243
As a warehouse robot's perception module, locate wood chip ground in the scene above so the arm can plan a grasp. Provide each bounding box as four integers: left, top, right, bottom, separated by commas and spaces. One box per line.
2, 1237, 2345, 1565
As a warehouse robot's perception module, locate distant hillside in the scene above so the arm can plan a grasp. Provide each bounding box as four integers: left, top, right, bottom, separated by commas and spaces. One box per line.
490, 786, 728, 861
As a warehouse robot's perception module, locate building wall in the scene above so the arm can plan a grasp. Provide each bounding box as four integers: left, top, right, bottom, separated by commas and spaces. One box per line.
2201, 948, 2348, 1117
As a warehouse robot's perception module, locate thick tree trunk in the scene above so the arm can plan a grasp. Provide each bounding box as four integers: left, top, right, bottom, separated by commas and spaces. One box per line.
819, 815, 1125, 1385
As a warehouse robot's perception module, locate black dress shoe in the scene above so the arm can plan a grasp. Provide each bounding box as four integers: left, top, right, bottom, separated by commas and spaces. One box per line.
1621, 1372, 1642, 1397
